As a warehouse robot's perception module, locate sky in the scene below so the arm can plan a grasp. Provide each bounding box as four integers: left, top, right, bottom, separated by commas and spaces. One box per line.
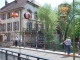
0, 0, 73, 8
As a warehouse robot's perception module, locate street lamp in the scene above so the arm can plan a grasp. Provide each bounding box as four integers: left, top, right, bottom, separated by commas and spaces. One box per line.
58, 3, 71, 23
11, 12, 18, 18
24, 10, 31, 20
58, 1, 75, 60
11, 11, 19, 45
11, 10, 22, 60
24, 10, 32, 47
58, 3, 71, 41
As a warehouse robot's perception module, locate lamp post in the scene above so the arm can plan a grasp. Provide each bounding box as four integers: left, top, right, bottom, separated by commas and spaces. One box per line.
58, 3, 71, 41
58, 0, 75, 60
72, 0, 75, 60
11, 11, 21, 60
24, 9, 32, 47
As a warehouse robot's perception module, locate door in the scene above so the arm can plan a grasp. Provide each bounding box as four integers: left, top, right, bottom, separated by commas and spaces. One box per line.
0, 35, 3, 42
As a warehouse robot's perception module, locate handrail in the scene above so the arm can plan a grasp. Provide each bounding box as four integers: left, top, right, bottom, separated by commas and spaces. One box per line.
0, 49, 50, 60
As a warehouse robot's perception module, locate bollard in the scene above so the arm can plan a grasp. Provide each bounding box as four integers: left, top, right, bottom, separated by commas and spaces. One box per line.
5, 50, 8, 60
18, 53, 21, 60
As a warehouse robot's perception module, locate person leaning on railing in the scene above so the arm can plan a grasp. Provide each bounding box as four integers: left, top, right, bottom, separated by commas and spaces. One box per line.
62, 41, 66, 52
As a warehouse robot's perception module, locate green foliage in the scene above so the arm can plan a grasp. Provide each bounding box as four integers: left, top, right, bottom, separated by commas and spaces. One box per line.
38, 4, 52, 20
63, 0, 80, 39
74, 22, 80, 38
37, 3, 58, 42
69, 1, 80, 39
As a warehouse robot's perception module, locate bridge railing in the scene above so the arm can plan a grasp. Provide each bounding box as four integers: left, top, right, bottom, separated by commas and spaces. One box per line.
0, 49, 50, 60
19, 42, 78, 52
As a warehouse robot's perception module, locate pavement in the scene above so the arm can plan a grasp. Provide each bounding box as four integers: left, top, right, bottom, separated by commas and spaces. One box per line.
10, 46, 80, 57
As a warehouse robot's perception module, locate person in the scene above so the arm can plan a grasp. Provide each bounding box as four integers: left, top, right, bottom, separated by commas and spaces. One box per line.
15, 36, 19, 47
4, 35, 7, 42
62, 41, 66, 52
65, 37, 71, 55
78, 40, 80, 55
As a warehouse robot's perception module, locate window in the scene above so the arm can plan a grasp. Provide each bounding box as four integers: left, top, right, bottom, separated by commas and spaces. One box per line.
7, 12, 11, 19
1, 14, 6, 20
34, 12, 38, 19
7, 23, 10, 31
13, 21, 19, 31
7, 23, 12, 31
3, 24, 6, 31
27, 22, 32, 31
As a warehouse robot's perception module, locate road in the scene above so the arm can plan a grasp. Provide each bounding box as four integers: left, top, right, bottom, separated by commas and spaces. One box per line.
0, 47, 80, 60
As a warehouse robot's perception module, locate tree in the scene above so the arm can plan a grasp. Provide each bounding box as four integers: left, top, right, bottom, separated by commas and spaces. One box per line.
75, 22, 80, 38
58, 3, 71, 41
37, 3, 58, 42
69, 1, 80, 40
58, 1, 80, 41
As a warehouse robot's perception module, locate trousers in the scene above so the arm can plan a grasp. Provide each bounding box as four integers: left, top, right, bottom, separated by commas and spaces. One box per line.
66, 45, 71, 54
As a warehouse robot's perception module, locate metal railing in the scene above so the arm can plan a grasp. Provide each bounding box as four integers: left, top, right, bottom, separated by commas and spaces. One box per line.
19, 42, 78, 52
0, 49, 50, 60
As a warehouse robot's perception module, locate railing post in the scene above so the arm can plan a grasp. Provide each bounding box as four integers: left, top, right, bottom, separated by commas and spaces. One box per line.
18, 53, 21, 60
36, 41, 38, 49
44, 42, 46, 50
52, 41, 54, 51
37, 58, 39, 60
5, 50, 8, 60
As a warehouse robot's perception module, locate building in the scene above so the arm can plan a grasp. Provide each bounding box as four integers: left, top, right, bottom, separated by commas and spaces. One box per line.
0, 0, 44, 44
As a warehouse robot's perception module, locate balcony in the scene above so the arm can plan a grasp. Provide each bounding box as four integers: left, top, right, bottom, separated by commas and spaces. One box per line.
25, 28, 44, 34
25, 28, 36, 34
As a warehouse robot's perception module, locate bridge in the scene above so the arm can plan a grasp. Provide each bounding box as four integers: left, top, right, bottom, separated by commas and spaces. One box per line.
0, 46, 80, 60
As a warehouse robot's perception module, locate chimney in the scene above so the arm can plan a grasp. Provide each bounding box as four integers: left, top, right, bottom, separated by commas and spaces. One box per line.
5, 0, 8, 6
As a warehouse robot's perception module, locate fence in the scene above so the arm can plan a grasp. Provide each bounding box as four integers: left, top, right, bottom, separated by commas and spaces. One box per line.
0, 42, 79, 56
0, 49, 50, 60
19, 42, 78, 52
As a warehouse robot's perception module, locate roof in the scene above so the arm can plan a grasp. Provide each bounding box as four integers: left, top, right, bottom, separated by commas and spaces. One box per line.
0, 0, 41, 13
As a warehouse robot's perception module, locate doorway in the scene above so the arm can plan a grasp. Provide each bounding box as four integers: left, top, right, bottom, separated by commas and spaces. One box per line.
0, 35, 3, 42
